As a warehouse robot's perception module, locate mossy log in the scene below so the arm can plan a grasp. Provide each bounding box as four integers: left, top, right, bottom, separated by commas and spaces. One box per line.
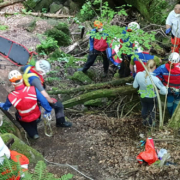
48, 76, 133, 95
0, 11, 73, 18
0, 0, 24, 8
63, 85, 136, 108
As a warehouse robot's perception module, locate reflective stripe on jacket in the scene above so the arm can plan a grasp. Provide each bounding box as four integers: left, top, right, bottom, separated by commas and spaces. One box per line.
8, 86, 41, 122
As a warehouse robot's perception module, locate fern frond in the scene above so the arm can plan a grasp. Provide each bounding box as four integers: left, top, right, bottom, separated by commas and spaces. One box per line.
32, 161, 47, 180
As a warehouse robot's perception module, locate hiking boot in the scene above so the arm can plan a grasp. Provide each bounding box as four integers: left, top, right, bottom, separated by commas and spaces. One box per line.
56, 121, 72, 127
33, 134, 39, 139
77, 68, 87, 73
102, 72, 108, 78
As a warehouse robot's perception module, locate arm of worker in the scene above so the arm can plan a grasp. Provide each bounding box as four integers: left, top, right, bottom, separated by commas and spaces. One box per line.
31, 78, 54, 104
154, 78, 167, 95
19, 65, 29, 73
153, 64, 167, 80
0, 98, 12, 110
165, 11, 173, 33
35, 88, 52, 113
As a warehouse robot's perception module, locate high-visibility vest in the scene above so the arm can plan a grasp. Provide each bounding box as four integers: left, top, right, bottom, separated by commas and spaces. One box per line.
8, 85, 41, 122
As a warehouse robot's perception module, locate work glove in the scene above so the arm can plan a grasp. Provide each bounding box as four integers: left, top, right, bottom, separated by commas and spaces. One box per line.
0, 102, 5, 108
51, 98, 57, 104
165, 28, 171, 35
43, 111, 52, 121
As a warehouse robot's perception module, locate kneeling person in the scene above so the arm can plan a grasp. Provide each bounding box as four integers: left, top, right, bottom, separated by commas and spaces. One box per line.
0, 70, 52, 139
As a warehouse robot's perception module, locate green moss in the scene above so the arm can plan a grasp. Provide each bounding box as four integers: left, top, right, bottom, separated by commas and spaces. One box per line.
23, 0, 41, 10
50, 3, 63, 13
84, 98, 105, 107
70, 71, 93, 84
0, 0, 3, 3
49, 49, 64, 60
0, 24, 8, 30
24, 20, 36, 32
1, 133, 44, 164
0, 116, 16, 134
45, 23, 71, 46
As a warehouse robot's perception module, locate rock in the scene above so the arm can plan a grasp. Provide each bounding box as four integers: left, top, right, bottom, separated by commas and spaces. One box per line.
1, 133, 44, 164
70, 71, 93, 84
24, 20, 36, 32
50, 2, 63, 13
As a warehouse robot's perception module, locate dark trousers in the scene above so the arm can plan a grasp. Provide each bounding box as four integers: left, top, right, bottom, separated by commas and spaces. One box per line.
15, 112, 38, 138
83, 49, 109, 72
50, 101, 65, 125
140, 97, 157, 126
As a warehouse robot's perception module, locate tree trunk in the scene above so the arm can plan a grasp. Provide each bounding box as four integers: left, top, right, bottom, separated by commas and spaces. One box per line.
63, 85, 136, 108
48, 76, 133, 95
0, 0, 24, 8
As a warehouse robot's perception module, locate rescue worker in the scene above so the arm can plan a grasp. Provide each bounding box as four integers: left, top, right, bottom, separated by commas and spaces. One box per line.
130, 46, 162, 77
0, 70, 52, 139
133, 60, 167, 126
118, 22, 141, 78
78, 20, 109, 77
0, 136, 29, 179
20, 59, 72, 127
166, 4, 180, 53
153, 52, 180, 117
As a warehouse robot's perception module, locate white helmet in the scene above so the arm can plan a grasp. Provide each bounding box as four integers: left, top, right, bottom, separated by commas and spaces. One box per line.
0, 137, 10, 164
35, 59, 51, 75
168, 52, 180, 63
128, 22, 140, 31
8, 70, 23, 85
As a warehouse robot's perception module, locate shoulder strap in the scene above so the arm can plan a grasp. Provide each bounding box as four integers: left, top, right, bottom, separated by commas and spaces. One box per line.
23, 66, 39, 87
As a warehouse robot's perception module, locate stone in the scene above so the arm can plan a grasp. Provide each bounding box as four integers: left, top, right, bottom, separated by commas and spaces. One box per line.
70, 71, 93, 84
50, 2, 63, 13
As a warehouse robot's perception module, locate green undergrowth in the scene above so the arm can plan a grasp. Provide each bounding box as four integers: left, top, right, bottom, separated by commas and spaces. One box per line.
0, 24, 8, 30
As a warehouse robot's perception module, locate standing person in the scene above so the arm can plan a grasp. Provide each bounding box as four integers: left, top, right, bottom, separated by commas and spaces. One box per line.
21, 59, 72, 127
166, 4, 180, 53
130, 46, 162, 77
133, 60, 167, 126
153, 52, 180, 117
78, 20, 109, 77
0, 70, 52, 139
0, 136, 29, 179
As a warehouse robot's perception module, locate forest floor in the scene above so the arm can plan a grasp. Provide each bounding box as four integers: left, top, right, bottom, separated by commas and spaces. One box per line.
1, 3, 180, 180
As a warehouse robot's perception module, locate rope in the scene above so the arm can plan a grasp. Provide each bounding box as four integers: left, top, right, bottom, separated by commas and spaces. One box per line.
44, 158, 94, 180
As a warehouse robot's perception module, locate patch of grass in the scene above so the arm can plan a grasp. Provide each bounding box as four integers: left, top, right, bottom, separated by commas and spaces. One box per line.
0, 25, 8, 30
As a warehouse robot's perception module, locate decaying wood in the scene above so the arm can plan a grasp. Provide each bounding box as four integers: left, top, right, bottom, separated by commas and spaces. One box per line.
48, 76, 134, 95
0, 0, 24, 8
65, 36, 89, 54
0, 11, 73, 18
63, 85, 136, 108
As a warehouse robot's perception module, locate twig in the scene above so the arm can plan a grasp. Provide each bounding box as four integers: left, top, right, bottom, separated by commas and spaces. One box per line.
117, 96, 127, 119
123, 102, 140, 118
44, 159, 94, 180
154, 138, 180, 142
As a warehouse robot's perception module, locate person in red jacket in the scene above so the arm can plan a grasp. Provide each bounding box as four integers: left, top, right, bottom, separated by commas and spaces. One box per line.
78, 20, 109, 77
0, 70, 52, 139
0, 136, 29, 179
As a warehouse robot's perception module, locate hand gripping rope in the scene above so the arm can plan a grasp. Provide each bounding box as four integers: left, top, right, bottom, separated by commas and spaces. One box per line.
43, 113, 53, 137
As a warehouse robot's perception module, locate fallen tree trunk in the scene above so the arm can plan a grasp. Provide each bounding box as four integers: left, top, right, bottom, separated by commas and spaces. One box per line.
48, 76, 133, 95
63, 85, 137, 108
0, 11, 73, 18
0, 0, 24, 8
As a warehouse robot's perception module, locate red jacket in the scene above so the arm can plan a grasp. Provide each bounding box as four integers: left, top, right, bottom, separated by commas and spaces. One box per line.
8, 85, 41, 122
94, 37, 108, 51
163, 63, 180, 88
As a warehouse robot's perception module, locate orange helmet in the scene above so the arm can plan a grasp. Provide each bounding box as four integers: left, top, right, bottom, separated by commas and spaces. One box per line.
8, 70, 23, 84
94, 20, 103, 28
